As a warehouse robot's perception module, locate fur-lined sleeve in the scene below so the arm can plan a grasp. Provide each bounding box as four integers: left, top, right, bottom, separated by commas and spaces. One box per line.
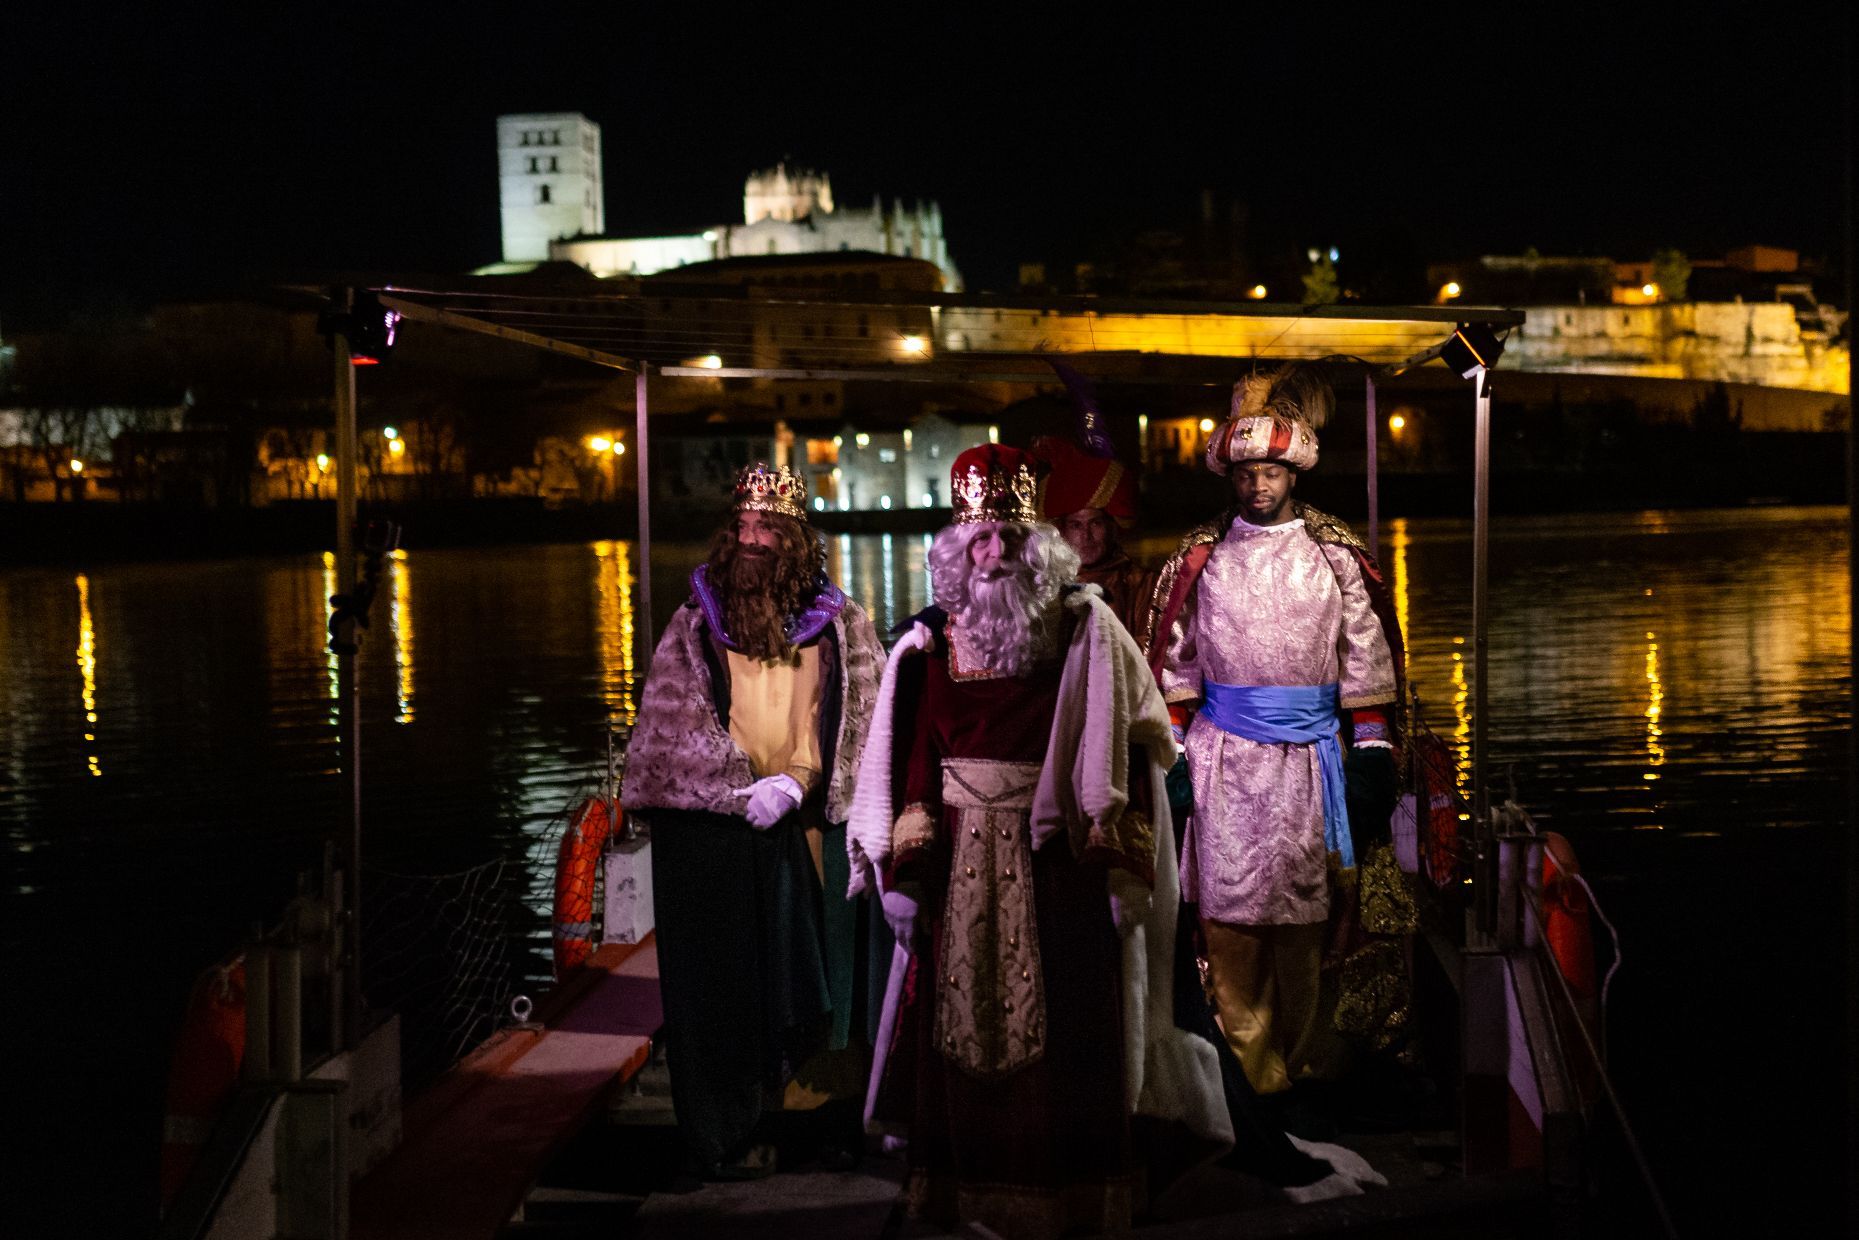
618, 607, 756, 816
825, 601, 883, 825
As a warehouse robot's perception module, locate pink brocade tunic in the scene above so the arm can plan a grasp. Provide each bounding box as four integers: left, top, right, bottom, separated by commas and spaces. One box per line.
1161, 518, 1396, 925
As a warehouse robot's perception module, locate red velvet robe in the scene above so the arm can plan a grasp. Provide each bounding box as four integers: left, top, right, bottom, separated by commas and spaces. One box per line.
881, 632, 1138, 1238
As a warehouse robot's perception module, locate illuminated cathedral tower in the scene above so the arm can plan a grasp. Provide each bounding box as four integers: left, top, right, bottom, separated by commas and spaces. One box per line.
497, 112, 604, 263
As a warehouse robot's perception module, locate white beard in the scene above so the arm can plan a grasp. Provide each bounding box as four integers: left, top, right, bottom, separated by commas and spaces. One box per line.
958, 565, 1060, 677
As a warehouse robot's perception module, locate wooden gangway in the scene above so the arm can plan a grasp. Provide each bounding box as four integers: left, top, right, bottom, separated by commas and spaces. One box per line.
350, 937, 662, 1240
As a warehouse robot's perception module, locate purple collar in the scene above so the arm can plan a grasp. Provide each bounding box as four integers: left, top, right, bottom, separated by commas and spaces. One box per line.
690, 563, 846, 652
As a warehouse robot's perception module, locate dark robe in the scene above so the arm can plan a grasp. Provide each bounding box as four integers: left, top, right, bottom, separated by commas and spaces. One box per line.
1078, 551, 1160, 654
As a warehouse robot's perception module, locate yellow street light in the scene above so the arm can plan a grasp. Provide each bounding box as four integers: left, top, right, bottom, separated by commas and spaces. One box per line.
70, 458, 85, 473
588, 435, 613, 453
855, 433, 870, 447
1641, 282, 1659, 299
1198, 418, 1215, 433
1248, 284, 1268, 300
388, 439, 405, 456
315, 453, 330, 471
694, 354, 723, 369
1389, 414, 1407, 432
1441, 282, 1462, 301
900, 334, 927, 355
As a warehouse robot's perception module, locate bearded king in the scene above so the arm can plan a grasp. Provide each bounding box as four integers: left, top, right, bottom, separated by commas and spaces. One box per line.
621, 461, 883, 1180
847, 445, 1230, 1239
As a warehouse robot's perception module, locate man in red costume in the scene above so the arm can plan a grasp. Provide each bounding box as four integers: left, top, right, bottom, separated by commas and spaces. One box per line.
848, 445, 1230, 1238
1036, 435, 1160, 651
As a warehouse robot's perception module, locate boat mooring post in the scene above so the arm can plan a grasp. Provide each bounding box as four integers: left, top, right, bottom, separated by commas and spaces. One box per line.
331, 288, 363, 1051
634, 363, 655, 669
1471, 365, 1496, 941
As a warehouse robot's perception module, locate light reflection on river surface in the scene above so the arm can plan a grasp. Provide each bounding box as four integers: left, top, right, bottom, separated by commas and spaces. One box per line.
0, 506, 1847, 1235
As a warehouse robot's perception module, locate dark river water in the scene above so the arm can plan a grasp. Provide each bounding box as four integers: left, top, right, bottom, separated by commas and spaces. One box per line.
2, 508, 1848, 1236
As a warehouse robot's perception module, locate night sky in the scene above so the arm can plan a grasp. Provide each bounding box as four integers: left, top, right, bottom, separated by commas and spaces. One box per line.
1, 3, 1849, 327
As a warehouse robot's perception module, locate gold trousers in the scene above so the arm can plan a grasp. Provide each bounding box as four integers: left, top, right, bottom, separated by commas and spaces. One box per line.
1200, 918, 1325, 1096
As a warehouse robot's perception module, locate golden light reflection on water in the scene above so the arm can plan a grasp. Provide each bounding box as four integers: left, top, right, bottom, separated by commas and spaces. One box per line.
390, 549, 415, 725
1388, 517, 1410, 651
593, 540, 638, 727
322, 552, 339, 725
75, 574, 101, 778
1449, 636, 1469, 797
1645, 628, 1665, 776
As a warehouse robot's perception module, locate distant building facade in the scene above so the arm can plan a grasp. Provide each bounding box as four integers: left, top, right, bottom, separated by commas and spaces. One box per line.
484, 111, 962, 291
498, 112, 605, 263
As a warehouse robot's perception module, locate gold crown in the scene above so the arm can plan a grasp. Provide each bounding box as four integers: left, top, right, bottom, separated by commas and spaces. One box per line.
733, 461, 808, 520
952, 460, 1040, 525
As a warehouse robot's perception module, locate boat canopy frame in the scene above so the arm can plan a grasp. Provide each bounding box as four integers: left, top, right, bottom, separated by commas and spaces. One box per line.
318, 281, 1524, 1048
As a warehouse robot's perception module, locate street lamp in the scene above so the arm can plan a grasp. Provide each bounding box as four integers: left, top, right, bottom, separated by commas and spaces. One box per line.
1440, 282, 1462, 302
69, 458, 85, 474
1248, 284, 1268, 300
900, 334, 927, 355
588, 435, 613, 453
1389, 414, 1407, 432
1198, 418, 1215, 433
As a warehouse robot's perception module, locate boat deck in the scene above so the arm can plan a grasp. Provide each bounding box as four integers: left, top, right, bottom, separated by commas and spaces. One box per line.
349, 937, 663, 1240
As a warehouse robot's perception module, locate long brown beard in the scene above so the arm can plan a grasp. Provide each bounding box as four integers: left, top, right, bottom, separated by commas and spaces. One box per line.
706, 517, 826, 659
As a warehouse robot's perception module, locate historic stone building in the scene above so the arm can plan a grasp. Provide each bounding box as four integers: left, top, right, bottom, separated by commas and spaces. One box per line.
492, 112, 961, 290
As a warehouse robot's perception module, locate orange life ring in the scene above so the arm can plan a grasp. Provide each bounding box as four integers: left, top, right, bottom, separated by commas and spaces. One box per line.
160, 958, 247, 1211
552, 796, 615, 978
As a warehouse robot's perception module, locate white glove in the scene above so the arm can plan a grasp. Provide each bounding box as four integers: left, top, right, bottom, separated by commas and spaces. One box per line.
1107, 869, 1152, 936
881, 889, 920, 943
731, 773, 804, 830
909, 620, 936, 653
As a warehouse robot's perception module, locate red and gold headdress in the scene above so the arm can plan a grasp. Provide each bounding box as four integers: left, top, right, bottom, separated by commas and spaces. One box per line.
1206, 365, 1332, 475
732, 461, 808, 520
950, 444, 1040, 525
1034, 435, 1136, 522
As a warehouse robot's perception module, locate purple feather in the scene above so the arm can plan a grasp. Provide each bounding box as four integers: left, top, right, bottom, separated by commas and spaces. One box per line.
1047, 359, 1115, 459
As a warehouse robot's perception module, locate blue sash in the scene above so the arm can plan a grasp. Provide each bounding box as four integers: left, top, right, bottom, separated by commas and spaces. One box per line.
1200, 681, 1353, 869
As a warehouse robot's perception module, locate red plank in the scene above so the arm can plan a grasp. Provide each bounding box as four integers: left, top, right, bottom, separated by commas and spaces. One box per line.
351, 937, 661, 1240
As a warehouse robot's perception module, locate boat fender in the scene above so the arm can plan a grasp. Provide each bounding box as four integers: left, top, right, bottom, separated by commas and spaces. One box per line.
1542, 831, 1598, 1028
159, 958, 247, 1212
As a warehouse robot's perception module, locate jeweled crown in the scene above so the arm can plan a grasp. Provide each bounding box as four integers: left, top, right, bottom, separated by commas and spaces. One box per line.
950, 445, 1041, 525
733, 461, 808, 520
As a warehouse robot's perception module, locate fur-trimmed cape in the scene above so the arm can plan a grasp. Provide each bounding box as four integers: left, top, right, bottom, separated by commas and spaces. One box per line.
620, 594, 883, 824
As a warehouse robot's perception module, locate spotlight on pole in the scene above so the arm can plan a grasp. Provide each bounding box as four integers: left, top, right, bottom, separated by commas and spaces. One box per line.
1438, 323, 1505, 379
319, 289, 401, 367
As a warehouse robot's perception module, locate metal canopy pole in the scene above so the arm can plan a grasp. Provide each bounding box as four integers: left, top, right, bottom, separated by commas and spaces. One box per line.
1471, 366, 1494, 939
1365, 373, 1381, 562
634, 364, 654, 669
331, 289, 363, 1049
